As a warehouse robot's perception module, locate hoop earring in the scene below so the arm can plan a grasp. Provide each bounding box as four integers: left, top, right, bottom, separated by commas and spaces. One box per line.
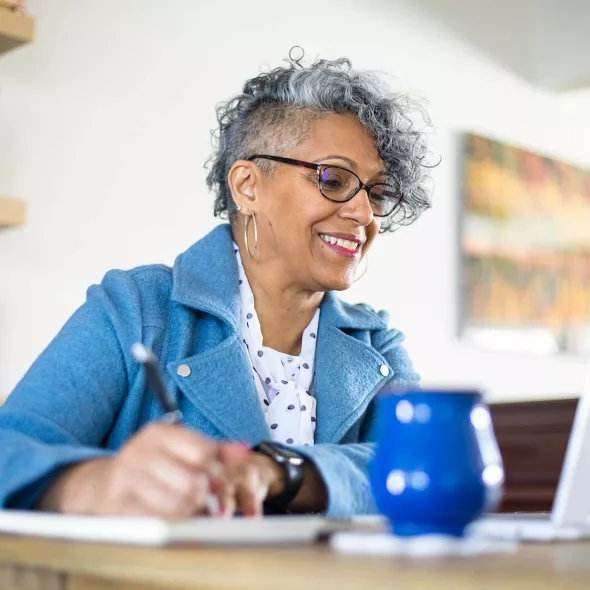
353, 254, 369, 284
244, 214, 258, 260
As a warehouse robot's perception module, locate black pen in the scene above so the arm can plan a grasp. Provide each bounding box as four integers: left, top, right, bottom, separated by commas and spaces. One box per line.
131, 343, 183, 424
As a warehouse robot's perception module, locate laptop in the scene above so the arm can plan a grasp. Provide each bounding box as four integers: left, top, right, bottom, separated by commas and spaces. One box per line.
469, 372, 590, 542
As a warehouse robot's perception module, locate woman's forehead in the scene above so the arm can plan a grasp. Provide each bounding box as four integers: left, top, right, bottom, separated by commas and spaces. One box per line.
293, 114, 384, 174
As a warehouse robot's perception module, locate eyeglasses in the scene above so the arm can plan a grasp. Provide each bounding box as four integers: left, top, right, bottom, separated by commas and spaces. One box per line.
247, 154, 402, 218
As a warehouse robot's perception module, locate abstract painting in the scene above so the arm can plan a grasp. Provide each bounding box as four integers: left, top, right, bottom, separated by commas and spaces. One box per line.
461, 133, 590, 355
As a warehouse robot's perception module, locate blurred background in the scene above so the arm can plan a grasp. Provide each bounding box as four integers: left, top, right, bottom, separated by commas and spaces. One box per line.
1, 0, 589, 403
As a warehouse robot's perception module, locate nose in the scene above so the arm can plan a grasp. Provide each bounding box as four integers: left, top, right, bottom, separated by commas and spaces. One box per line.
338, 188, 375, 227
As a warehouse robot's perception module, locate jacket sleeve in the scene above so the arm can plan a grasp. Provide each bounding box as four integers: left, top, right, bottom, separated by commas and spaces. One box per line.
295, 319, 420, 518
0, 271, 140, 509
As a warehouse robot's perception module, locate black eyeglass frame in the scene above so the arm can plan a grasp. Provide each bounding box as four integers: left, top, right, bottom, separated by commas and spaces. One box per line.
247, 154, 402, 218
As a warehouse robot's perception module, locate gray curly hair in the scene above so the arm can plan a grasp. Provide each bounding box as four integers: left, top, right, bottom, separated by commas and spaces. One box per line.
206, 51, 434, 232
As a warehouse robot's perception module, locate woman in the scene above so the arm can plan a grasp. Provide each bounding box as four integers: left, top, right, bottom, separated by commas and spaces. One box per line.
0, 51, 431, 518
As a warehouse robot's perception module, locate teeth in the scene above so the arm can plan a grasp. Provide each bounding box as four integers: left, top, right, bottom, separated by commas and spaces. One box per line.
320, 234, 359, 251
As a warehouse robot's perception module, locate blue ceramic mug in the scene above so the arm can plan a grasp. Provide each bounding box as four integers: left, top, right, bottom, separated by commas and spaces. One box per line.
369, 387, 504, 537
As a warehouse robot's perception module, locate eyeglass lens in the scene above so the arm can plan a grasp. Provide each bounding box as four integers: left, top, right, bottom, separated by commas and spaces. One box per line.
318, 166, 398, 217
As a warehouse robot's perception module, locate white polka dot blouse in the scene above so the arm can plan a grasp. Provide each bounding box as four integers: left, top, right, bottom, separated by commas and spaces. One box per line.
234, 244, 319, 447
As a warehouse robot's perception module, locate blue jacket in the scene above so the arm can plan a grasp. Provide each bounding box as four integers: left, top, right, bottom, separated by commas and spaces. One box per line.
0, 224, 419, 516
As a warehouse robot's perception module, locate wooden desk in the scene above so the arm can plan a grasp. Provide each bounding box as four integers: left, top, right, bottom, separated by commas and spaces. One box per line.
0, 534, 589, 590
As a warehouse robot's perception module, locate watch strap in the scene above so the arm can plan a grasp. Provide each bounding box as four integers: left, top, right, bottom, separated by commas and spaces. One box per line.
253, 441, 304, 515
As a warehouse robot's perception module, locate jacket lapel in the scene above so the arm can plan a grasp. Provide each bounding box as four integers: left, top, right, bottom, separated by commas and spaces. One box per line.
167, 335, 270, 445
171, 224, 241, 334
313, 292, 393, 444
168, 225, 268, 443
168, 224, 393, 445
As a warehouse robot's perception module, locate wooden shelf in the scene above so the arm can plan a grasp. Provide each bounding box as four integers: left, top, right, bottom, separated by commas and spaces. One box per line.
0, 5, 34, 55
0, 196, 26, 227
0, 7, 33, 226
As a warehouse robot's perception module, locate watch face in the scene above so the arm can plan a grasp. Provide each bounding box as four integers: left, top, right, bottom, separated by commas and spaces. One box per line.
260, 441, 304, 465
280, 448, 305, 466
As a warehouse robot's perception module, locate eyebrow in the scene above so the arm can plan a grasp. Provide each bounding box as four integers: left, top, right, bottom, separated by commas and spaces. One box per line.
312, 154, 387, 178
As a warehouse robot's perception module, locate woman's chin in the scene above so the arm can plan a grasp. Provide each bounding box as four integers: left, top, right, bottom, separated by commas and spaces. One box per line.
315, 272, 355, 292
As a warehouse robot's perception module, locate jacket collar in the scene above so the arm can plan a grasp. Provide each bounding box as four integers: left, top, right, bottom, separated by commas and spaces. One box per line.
169, 224, 392, 445
172, 224, 242, 333
171, 224, 387, 333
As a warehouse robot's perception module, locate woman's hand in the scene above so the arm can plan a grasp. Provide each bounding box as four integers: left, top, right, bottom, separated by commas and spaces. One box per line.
37, 423, 229, 517
212, 447, 329, 517
212, 448, 284, 517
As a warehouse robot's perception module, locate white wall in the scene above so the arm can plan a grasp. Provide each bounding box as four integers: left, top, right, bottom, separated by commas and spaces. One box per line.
1, 0, 590, 402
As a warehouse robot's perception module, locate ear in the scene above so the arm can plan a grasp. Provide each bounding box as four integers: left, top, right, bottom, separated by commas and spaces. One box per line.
228, 160, 260, 212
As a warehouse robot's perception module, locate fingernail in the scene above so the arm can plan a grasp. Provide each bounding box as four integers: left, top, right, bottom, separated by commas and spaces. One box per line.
229, 442, 251, 453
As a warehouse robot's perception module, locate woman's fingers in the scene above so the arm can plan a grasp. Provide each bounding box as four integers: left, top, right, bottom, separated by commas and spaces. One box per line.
92, 423, 223, 517
128, 478, 200, 518
99, 458, 210, 517
213, 461, 270, 518
234, 472, 266, 517
217, 442, 251, 465
55, 421, 279, 519
149, 459, 211, 512
151, 424, 219, 469
212, 479, 237, 517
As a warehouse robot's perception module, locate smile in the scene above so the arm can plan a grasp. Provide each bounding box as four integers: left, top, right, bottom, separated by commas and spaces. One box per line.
319, 233, 362, 257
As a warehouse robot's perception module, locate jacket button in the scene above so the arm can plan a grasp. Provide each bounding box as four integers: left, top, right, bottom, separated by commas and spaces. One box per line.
380, 364, 390, 377
177, 364, 191, 377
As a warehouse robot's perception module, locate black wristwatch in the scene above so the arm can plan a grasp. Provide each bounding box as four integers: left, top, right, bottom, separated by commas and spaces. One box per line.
253, 441, 305, 515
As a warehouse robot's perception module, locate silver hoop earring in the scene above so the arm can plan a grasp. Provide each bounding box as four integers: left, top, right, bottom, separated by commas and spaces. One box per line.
353, 254, 369, 284
244, 214, 258, 260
